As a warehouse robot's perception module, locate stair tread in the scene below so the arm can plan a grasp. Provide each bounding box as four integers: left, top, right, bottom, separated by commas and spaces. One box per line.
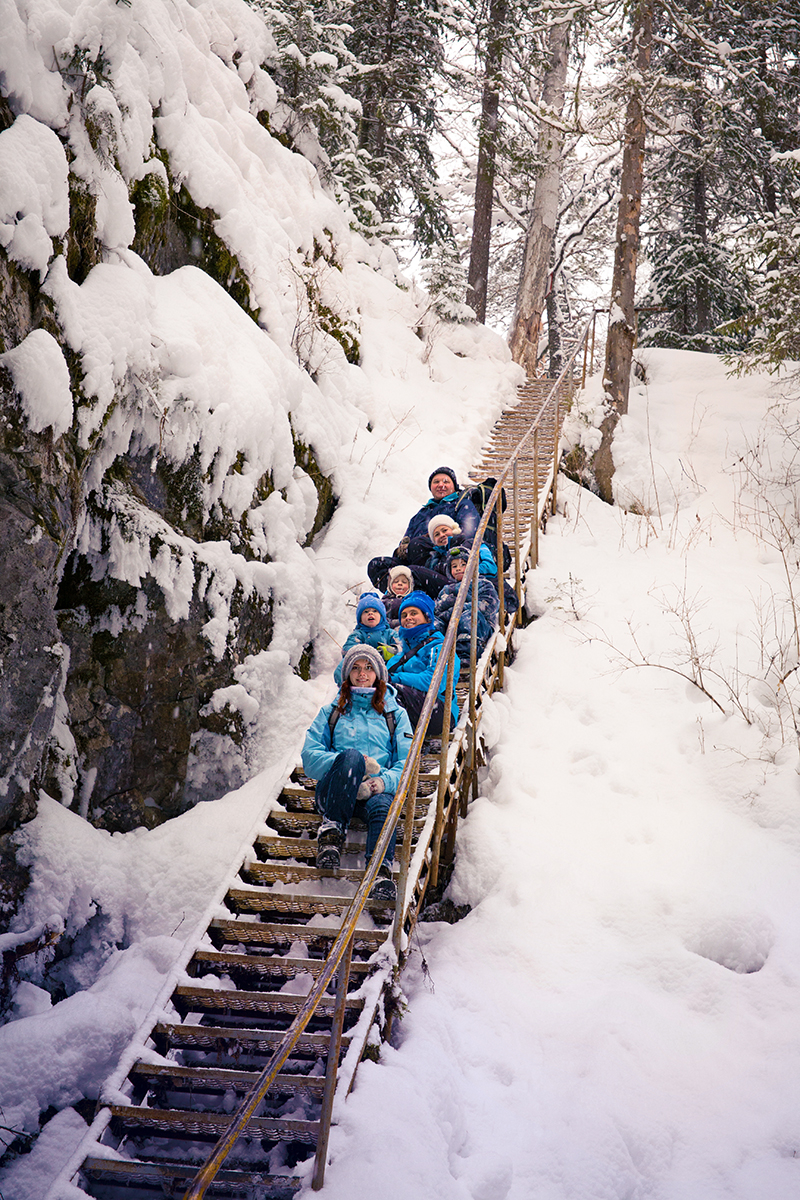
81, 1156, 302, 1195
191, 949, 371, 977
225, 887, 395, 916
243, 861, 396, 885
153, 1020, 350, 1050
173, 983, 363, 1014
109, 1104, 319, 1143
130, 1062, 325, 1094
209, 917, 388, 949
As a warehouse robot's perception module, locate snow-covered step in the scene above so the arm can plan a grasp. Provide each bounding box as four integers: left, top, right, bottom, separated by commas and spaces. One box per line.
265, 808, 427, 838
80, 1157, 302, 1199
224, 886, 393, 918
129, 1061, 326, 1100
171, 983, 364, 1021
189, 946, 372, 982
107, 1104, 319, 1144
151, 1020, 349, 1058
208, 917, 387, 953
242, 859, 395, 886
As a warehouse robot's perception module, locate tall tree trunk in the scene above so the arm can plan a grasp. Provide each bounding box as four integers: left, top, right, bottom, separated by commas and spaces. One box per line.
466, 0, 508, 323
508, 18, 570, 373
593, 0, 653, 505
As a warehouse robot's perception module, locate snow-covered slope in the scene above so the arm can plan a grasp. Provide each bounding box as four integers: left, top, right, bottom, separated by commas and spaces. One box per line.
0, 0, 521, 1188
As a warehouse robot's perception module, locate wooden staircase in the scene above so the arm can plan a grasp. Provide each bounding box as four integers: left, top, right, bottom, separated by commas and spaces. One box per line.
73, 752, 447, 1199
52, 346, 585, 1200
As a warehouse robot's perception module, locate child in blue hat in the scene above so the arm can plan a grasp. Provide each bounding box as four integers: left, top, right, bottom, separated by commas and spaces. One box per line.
335, 593, 400, 682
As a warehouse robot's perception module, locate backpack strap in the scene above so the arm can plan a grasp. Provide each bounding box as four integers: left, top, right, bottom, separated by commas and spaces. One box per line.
327, 704, 398, 758
387, 636, 436, 674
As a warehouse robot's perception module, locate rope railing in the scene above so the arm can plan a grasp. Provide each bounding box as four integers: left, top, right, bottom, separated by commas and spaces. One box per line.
180, 319, 593, 1199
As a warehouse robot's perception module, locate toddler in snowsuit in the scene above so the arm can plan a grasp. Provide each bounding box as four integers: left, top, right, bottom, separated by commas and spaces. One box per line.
335, 593, 400, 682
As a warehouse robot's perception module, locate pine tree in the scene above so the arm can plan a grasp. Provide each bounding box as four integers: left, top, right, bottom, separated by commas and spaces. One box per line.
638, 0, 800, 353
346, 0, 453, 247
252, 0, 389, 238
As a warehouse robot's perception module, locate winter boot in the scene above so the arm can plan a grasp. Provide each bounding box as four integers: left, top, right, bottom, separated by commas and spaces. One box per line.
316, 819, 343, 871
368, 863, 397, 904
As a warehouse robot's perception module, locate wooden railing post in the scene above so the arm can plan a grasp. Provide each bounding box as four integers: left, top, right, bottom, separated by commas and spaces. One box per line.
551, 391, 560, 516
393, 752, 420, 956
429, 644, 455, 889
312, 933, 354, 1190
531, 428, 540, 568
512, 461, 521, 610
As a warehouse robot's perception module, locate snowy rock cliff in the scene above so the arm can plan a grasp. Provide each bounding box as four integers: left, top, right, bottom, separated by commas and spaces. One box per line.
0, 0, 422, 899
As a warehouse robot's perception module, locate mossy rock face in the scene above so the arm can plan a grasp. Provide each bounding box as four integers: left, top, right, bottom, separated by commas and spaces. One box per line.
0, 364, 80, 863
1, 108, 347, 850
55, 556, 274, 831
66, 181, 100, 285
0, 249, 36, 357
318, 302, 360, 364
129, 166, 258, 322
105, 447, 208, 543
292, 430, 337, 544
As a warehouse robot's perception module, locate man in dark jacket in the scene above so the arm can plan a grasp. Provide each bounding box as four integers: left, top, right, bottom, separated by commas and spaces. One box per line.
368, 467, 480, 589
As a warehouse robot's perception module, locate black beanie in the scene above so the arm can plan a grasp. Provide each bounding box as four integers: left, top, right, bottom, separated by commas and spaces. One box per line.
428, 466, 458, 491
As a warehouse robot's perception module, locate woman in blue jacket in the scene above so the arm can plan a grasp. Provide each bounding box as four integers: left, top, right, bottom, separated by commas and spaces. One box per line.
386, 591, 460, 735
302, 644, 412, 902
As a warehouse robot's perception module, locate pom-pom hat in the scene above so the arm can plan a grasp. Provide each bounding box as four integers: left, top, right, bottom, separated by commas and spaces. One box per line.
428, 514, 461, 541
388, 565, 414, 589
356, 592, 387, 622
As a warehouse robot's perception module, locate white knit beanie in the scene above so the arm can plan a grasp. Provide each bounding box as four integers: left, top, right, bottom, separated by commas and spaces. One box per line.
388, 564, 414, 589
428, 515, 461, 541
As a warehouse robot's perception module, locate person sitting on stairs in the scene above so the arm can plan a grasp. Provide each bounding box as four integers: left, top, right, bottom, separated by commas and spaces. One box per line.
301, 644, 413, 903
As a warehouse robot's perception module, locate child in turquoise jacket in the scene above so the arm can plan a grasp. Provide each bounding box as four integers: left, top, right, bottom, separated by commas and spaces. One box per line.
335, 593, 400, 683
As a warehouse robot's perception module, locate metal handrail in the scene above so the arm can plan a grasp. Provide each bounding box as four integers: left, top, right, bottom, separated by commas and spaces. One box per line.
181, 318, 592, 1199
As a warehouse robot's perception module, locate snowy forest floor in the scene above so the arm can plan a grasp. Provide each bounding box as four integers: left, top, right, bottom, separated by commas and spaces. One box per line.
4, 347, 800, 1200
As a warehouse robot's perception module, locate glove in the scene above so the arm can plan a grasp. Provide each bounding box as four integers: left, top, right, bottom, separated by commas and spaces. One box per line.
363, 756, 381, 777
379, 642, 396, 662
393, 536, 410, 561
357, 777, 385, 799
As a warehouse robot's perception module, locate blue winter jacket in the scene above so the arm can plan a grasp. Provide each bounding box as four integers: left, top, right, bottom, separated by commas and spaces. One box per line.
302, 688, 413, 794
434, 576, 499, 653
334, 619, 401, 682
404, 491, 480, 542
386, 623, 460, 720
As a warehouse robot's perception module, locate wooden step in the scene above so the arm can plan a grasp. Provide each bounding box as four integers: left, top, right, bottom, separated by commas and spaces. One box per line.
253, 835, 320, 861
190, 948, 372, 981
109, 1104, 319, 1144
129, 1061, 326, 1098
208, 918, 387, 953
153, 1021, 350, 1056
242, 860, 395, 886
80, 1157, 301, 1199
172, 984, 364, 1020
266, 810, 426, 838
224, 887, 394, 919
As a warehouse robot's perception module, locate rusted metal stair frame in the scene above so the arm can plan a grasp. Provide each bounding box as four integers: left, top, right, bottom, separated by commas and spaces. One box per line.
51, 325, 591, 1200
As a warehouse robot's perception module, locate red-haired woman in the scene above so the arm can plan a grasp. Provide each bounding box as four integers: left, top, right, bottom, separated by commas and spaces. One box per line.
301, 644, 413, 902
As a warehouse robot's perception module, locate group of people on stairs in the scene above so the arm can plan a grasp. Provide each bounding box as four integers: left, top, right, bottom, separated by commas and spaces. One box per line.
301, 466, 517, 905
